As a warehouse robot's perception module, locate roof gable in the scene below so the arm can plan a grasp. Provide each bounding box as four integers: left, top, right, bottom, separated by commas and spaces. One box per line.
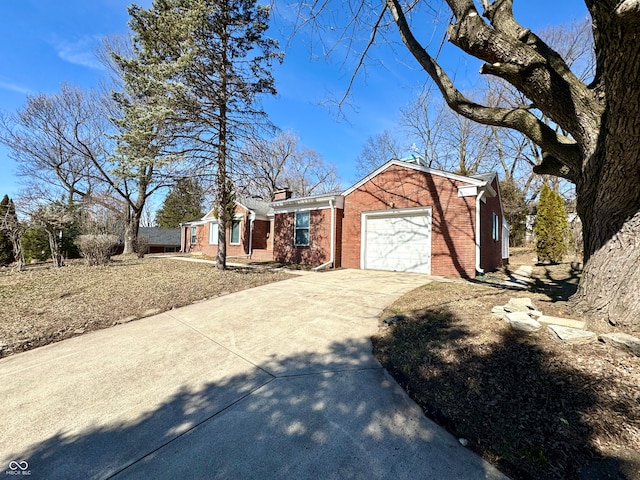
342, 159, 494, 197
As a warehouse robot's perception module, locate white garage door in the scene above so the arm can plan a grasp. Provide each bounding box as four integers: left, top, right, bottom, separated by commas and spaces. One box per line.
362, 208, 432, 274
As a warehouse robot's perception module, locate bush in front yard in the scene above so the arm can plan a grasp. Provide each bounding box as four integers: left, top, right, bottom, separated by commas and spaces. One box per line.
77, 234, 119, 266
132, 236, 149, 259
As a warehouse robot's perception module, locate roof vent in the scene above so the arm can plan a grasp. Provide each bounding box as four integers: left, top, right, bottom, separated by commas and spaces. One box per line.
400, 153, 428, 167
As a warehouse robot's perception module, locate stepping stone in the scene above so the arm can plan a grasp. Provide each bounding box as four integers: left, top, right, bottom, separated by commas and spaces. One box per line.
491, 306, 507, 319
507, 297, 535, 310
548, 325, 596, 344
538, 315, 585, 330
598, 333, 640, 357
506, 312, 542, 332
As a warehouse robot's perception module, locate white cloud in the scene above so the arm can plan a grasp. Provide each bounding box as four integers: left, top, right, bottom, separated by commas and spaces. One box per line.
0, 80, 32, 95
52, 36, 104, 70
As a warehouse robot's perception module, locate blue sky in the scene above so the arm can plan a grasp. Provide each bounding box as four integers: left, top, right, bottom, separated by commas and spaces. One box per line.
0, 0, 589, 201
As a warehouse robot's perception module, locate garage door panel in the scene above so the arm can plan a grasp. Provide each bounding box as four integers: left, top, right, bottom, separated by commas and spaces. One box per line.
363, 210, 431, 274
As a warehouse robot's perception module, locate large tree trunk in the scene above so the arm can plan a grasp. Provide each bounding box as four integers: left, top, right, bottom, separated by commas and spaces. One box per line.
571, 97, 640, 332
123, 208, 142, 255
216, 110, 228, 271
46, 230, 64, 268
569, 8, 640, 332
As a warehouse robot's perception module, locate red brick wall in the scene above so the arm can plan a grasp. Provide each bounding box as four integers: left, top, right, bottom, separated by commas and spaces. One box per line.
273, 210, 333, 266
342, 165, 477, 278
182, 206, 273, 260
480, 177, 504, 272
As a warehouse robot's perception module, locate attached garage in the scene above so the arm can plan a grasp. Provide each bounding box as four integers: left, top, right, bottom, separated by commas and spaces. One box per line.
361, 207, 432, 274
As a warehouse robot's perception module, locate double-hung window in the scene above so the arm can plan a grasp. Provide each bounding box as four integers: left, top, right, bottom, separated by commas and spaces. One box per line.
295, 212, 310, 246
230, 220, 241, 244
491, 213, 499, 241
190, 226, 197, 244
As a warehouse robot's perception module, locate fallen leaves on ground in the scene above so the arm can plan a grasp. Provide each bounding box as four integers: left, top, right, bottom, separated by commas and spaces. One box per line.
0, 256, 292, 358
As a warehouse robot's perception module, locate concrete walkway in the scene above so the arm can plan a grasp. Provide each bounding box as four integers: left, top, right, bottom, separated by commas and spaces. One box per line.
0, 269, 507, 479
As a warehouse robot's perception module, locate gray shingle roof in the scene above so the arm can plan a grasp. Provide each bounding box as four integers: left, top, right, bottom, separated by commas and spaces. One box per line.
139, 227, 181, 246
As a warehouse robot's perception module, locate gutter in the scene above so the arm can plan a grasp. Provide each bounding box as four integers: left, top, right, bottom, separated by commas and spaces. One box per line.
475, 189, 485, 275
313, 199, 336, 271
248, 212, 254, 258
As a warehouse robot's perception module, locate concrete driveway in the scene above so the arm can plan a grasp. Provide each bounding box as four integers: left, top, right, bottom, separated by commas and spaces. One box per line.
0, 269, 507, 479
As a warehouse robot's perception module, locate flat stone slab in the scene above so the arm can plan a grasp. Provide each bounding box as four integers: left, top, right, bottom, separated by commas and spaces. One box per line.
548, 325, 596, 344
538, 315, 585, 330
507, 297, 535, 310
506, 312, 542, 332
599, 333, 640, 357
491, 306, 507, 320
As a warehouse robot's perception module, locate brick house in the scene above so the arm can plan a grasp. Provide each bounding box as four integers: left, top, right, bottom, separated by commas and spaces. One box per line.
182, 158, 509, 277
180, 198, 273, 261
272, 158, 508, 278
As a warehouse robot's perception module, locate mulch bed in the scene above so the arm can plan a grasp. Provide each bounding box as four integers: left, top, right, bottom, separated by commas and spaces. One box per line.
373, 255, 640, 480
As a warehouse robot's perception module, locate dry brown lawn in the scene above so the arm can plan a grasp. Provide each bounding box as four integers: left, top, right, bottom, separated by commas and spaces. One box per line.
0, 256, 292, 358
373, 248, 640, 480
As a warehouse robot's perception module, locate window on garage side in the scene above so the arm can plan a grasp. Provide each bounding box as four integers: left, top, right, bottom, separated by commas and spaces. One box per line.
295, 212, 310, 246
230, 220, 241, 244
492, 212, 499, 241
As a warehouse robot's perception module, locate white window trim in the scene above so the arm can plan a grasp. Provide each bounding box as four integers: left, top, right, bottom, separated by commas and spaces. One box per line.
190, 226, 197, 244
294, 211, 310, 247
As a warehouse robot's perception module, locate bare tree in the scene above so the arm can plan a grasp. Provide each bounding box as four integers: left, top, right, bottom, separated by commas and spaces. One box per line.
0, 85, 104, 204
235, 132, 341, 200
399, 89, 447, 168
354, 130, 404, 178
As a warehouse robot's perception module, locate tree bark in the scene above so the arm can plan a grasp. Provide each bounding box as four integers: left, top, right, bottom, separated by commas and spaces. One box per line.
123, 207, 142, 255
569, 11, 640, 330
46, 230, 64, 268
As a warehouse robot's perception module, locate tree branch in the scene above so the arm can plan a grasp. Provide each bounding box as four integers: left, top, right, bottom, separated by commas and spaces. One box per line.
385, 0, 580, 178
443, 0, 602, 145
616, 0, 640, 19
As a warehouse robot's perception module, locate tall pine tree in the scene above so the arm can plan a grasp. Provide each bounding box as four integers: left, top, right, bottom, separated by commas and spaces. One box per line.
117, 0, 282, 269
156, 178, 205, 228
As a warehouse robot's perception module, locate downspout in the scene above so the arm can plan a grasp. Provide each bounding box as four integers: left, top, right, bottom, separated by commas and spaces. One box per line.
248, 212, 254, 258
475, 189, 485, 276
313, 199, 335, 271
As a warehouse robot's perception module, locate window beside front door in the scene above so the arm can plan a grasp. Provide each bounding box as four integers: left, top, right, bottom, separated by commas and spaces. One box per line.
230, 220, 241, 244
295, 212, 310, 246
209, 221, 218, 245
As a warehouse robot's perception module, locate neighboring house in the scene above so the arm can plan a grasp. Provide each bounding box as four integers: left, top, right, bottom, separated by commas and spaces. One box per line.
183, 158, 509, 278
138, 227, 181, 253
273, 158, 508, 278
180, 198, 273, 261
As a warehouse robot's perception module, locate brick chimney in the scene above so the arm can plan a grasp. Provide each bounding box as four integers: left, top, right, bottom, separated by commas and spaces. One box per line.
273, 188, 292, 201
